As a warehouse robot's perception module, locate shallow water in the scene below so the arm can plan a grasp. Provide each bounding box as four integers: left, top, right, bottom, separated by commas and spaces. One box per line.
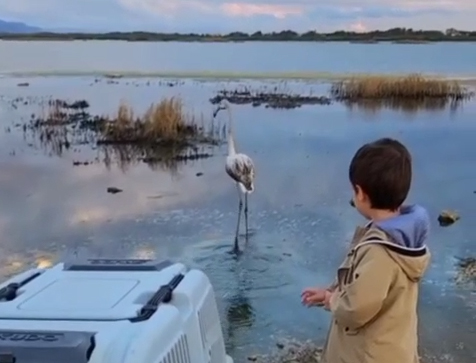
1, 41, 476, 76
0, 77, 475, 362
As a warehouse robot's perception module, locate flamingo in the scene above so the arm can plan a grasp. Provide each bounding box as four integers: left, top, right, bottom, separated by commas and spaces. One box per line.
213, 100, 255, 253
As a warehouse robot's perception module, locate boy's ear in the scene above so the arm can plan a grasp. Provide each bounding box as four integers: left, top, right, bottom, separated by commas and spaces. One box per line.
355, 185, 366, 202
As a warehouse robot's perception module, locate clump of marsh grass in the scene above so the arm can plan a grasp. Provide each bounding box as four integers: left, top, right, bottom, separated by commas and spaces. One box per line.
143, 97, 196, 140
99, 96, 221, 145
330, 74, 473, 102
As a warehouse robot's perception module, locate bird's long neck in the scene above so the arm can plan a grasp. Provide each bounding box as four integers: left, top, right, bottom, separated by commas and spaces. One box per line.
227, 132, 236, 156
226, 105, 236, 156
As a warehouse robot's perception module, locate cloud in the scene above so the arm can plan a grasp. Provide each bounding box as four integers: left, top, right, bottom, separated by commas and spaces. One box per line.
0, 0, 474, 33
221, 3, 303, 18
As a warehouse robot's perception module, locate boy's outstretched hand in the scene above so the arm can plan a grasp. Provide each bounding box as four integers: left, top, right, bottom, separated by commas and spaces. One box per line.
301, 287, 327, 307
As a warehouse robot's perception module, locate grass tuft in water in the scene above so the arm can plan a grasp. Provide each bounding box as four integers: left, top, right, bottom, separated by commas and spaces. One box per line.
330, 74, 473, 101
97, 97, 220, 146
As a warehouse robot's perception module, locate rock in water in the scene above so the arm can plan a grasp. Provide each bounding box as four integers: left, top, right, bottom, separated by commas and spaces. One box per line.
437, 210, 459, 226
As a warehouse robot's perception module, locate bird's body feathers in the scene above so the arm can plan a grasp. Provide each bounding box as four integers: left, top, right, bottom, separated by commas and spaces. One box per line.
226, 153, 255, 193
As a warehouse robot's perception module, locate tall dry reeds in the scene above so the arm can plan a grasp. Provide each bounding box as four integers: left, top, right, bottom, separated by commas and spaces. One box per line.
330, 75, 471, 101
99, 96, 216, 144
142, 97, 195, 140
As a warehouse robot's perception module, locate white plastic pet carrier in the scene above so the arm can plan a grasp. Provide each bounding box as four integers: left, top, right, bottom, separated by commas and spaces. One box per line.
0, 259, 233, 363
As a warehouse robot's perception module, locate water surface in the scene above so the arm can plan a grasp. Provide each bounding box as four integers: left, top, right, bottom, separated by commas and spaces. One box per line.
0, 77, 475, 362
1, 41, 476, 76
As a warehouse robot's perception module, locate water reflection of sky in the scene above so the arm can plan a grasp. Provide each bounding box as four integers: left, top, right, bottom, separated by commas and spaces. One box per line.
1, 41, 476, 75
0, 78, 475, 362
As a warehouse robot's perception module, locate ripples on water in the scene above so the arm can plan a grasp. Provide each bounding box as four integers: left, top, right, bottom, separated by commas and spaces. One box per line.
0, 75, 475, 362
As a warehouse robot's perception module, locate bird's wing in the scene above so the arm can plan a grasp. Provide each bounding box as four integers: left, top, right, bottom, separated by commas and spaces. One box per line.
226, 154, 254, 184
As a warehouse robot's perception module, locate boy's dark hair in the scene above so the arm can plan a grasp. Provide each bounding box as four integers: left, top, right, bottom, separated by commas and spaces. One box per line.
349, 138, 412, 210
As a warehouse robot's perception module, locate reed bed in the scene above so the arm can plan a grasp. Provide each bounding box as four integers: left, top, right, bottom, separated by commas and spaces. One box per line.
99, 96, 220, 145
330, 74, 472, 101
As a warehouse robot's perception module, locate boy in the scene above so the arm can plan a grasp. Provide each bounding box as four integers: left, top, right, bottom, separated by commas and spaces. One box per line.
302, 138, 430, 363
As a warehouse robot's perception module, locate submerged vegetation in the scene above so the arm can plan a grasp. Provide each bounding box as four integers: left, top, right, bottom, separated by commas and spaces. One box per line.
455, 257, 476, 285
210, 89, 331, 109
24, 96, 223, 171
210, 75, 474, 111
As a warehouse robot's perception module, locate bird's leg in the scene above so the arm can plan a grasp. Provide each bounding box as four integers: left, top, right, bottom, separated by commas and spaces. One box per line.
234, 185, 243, 253
244, 192, 249, 238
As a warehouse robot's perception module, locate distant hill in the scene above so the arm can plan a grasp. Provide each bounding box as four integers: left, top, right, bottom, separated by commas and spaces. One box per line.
0, 19, 41, 33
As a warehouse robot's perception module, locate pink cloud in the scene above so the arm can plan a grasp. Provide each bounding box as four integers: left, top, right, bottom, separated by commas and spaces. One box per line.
118, 0, 214, 16
220, 3, 304, 18
348, 20, 367, 32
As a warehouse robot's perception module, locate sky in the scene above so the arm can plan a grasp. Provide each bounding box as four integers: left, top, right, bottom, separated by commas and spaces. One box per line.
0, 0, 475, 33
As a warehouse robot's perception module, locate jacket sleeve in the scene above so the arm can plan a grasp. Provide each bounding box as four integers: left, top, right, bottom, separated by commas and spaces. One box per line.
327, 278, 338, 292
329, 244, 395, 330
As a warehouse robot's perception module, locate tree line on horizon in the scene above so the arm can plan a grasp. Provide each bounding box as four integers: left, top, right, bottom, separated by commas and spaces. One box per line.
1, 27, 475, 41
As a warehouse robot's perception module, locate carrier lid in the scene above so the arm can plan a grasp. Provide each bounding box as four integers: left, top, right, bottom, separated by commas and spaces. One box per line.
0, 259, 185, 321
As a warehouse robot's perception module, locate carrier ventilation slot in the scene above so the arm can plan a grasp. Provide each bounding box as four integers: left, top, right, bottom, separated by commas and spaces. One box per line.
161, 334, 191, 363
197, 289, 222, 362
197, 295, 213, 349
63, 259, 173, 272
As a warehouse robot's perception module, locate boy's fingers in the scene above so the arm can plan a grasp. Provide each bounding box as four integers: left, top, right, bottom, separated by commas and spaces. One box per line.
301, 288, 317, 295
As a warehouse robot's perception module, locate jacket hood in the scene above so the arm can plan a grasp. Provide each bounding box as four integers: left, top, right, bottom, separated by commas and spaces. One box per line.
371, 204, 431, 281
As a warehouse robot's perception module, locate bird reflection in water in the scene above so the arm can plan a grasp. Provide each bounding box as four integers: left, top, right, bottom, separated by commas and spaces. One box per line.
227, 294, 255, 329
223, 255, 256, 354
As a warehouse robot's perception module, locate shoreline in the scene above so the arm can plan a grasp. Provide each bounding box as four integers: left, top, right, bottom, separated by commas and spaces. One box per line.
2, 71, 476, 83
2, 39, 475, 43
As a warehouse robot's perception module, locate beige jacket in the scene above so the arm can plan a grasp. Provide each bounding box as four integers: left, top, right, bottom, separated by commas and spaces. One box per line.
321, 225, 430, 363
